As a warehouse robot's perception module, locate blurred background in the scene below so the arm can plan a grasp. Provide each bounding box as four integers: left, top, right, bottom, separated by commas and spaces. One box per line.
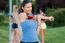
0, 0, 9, 43
0, 0, 65, 43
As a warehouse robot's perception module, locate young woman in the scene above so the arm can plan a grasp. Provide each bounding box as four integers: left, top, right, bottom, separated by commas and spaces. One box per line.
37, 9, 54, 43
40, 10, 47, 43
19, 1, 39, 43
11, 5, 20, 43
14, 0, 54, 43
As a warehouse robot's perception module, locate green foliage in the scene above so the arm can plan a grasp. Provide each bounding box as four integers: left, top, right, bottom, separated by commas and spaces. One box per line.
0, 15, 5, 23
45, 8, 65, 27
0, 15, 9, 24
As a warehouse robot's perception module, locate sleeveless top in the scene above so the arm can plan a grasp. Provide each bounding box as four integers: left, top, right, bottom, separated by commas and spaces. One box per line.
20, 13, 38, 42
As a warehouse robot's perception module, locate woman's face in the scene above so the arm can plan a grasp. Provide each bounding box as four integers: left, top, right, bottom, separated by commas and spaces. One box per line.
22, 3, 32, 14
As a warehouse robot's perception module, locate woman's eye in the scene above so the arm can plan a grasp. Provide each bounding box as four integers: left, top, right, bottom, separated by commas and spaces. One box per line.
27, 7, 30, 8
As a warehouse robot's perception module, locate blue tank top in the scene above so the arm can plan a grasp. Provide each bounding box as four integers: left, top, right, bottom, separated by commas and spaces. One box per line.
20, 13, 38, 42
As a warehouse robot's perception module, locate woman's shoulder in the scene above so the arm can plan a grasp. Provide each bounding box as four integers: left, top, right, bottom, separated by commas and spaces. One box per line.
36, 14, 41, 17
19, 12, 26, 17
20, 12, 26, 15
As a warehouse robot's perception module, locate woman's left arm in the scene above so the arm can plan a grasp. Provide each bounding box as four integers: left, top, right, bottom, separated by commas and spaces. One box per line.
36, 15, 41, 34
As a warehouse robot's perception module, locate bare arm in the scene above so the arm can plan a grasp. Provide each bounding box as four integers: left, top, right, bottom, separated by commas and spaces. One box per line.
37, 15, 41, 34
41, 15, 54, 21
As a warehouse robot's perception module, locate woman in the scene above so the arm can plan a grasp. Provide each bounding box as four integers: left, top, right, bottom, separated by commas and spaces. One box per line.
40, 10, 47, 43
37, 9, 54, 43
11, 5, 20, 43
15, 0, 54, 43
19, 1, 38, 43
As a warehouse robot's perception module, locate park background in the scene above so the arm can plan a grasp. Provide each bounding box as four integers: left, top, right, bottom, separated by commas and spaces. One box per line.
0, 0, 65, 43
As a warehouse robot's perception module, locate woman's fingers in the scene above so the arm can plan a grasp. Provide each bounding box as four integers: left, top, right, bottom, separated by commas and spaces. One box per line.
49, 16, 54, 21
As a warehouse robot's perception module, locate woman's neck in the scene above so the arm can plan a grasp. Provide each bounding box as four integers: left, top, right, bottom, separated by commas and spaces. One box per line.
23, 11, 32, 14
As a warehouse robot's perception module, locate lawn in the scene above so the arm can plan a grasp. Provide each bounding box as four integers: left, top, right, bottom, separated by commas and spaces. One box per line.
0, 24, 65, 43
45, 26, 65, 43
0, 24, 9, 43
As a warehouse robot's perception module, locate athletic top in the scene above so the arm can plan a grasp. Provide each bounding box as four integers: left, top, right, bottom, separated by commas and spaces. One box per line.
20, 13, 38, 42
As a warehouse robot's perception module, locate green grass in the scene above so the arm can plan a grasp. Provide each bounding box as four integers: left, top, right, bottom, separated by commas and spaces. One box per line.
44, 26, 65, 43
0, 25, 9, 43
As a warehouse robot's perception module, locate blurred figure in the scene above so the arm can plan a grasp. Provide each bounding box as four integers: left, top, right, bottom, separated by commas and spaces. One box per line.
37, 9, 54, 43
11, 5, 20, 43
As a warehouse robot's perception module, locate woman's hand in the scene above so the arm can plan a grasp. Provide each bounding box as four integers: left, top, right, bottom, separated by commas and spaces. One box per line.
49, 16, 54, 21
